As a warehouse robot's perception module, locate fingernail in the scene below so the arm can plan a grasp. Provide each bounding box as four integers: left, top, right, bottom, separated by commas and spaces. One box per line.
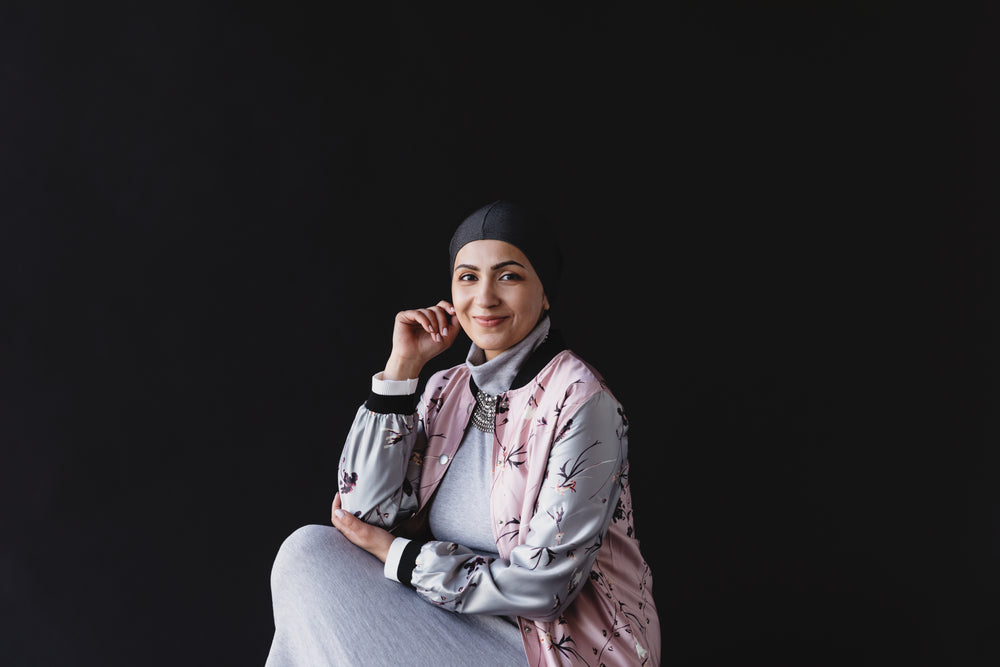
442, 327, 448, 337
334, 509, 345, 519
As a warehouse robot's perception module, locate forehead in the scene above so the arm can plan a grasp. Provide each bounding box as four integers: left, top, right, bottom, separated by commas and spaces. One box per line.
454, 239, 532, 267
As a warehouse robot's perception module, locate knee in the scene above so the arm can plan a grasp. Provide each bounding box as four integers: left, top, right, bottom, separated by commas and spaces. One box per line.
275, 524, 332, 559
270, 525, 334, 591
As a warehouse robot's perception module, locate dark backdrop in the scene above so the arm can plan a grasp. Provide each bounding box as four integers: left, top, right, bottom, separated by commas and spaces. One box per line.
2, 2, 993, 666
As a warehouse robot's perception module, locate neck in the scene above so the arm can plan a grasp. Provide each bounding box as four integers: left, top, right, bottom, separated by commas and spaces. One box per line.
466, 316, 551, 395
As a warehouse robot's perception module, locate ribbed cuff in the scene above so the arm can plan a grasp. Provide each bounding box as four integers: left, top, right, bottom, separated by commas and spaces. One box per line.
372, 373, 419, 396
397, 539, 423, 587
364, 372, 419, 414
384, 537, 411, 582
365, 392, 418, 414
383, 537, 423, 587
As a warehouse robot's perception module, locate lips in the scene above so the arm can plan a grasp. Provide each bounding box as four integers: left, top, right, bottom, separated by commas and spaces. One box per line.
472, 315, 509, 328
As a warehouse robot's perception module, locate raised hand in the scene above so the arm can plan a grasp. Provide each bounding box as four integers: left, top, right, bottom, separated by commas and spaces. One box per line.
383, 300, 461, 381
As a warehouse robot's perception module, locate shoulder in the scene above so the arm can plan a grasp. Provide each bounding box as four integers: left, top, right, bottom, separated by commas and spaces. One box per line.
536, 349, 620, 407
546, 349, 607, 389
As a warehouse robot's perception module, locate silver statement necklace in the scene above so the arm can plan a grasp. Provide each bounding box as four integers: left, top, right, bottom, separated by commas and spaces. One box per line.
467, 323, 549, 434
471, 389, 498, 433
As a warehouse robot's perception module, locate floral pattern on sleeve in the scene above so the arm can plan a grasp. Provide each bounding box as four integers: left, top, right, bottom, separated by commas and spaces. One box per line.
337, 407, 422, 529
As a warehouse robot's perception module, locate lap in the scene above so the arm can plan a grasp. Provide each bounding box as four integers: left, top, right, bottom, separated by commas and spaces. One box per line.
267, 525, 525, 667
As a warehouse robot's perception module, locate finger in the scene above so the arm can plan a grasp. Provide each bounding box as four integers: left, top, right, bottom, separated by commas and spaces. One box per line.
400, 309, 437, 340
415, 309, 443, 342
421, 307, 457, 344
432, 301, 458, 338
417, 309, 445, 338
439, 301, 461, 336
398, 309, 431, 331
331, 494, 342, 523
331, 507, 355, 533
331, 498, 344, 524
427, 305, 452, 339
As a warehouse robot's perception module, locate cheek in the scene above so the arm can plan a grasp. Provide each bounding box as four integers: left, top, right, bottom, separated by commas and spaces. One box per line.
451, 297, 471, 323
521, 289, 546, 315
452, 292, 469, 311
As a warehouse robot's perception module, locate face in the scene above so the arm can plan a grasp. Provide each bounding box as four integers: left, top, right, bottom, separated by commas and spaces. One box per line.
452, 240, 550, 361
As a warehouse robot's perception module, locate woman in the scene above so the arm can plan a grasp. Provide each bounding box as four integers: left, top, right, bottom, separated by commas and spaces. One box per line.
266, 201, 660, 666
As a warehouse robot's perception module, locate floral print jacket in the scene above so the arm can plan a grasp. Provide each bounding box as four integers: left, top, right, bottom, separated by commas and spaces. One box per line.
338, 341, 660, 666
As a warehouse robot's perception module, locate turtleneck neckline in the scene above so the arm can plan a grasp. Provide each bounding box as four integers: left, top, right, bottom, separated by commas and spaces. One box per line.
465, 316, 551, 396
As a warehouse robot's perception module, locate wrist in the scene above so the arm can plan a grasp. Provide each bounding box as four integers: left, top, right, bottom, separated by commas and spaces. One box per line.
383, 355, 423, 382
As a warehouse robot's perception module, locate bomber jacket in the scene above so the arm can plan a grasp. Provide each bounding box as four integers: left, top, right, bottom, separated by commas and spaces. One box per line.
338, 335, 660, 666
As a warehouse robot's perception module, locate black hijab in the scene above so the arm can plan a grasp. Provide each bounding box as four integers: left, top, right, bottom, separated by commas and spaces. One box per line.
448, 200, 563, 306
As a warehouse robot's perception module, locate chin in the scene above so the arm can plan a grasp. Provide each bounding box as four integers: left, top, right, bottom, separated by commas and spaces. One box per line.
471, 333, 512, 355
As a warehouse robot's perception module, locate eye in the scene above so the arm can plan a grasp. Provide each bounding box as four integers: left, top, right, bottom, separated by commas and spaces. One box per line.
457, 273, 478, 282
499, 272, 523, 281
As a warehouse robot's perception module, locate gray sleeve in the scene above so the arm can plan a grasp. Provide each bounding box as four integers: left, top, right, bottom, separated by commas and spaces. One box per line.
337, 394, 426, 529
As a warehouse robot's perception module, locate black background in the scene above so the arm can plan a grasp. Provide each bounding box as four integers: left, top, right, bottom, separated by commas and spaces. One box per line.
2, 2, 994, 666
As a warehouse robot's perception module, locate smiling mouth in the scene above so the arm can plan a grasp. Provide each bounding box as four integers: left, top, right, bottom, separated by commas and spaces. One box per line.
472, 316, 509, 327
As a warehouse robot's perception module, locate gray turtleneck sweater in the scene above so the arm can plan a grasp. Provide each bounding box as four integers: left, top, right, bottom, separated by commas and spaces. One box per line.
426, 316, 551, 557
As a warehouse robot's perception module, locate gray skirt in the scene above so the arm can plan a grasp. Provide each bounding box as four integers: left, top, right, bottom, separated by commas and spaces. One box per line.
265, 525, 527, 666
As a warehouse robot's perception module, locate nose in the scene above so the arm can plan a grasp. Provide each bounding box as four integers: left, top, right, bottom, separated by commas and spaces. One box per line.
473, 280, 501, 308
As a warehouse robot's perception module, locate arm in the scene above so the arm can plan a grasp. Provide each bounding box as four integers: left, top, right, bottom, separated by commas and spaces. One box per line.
336, 386, 424, 528
405, 390, 628, 621
332, 301, 460, 553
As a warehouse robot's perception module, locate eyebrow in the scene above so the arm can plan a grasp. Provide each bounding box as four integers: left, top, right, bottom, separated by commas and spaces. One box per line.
454, 260, 526, 272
